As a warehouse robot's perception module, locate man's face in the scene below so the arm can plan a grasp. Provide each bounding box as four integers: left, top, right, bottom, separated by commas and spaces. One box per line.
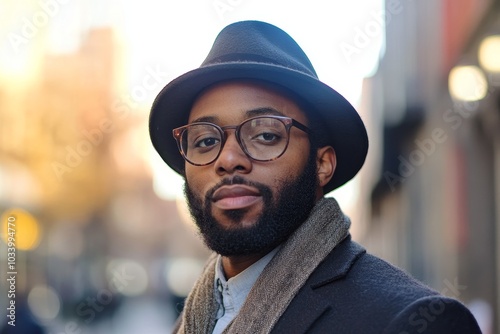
183, 81, 321, 256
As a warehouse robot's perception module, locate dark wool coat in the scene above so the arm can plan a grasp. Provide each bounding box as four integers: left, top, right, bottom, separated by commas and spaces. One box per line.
271, 236, 481, 333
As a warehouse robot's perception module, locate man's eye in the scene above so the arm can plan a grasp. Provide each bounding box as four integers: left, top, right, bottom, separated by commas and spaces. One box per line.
194, 137, 220, 148
254, 132, 281, 143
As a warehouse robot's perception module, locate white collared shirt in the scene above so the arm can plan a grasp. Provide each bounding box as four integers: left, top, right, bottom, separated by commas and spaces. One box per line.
212, 247, 280, 334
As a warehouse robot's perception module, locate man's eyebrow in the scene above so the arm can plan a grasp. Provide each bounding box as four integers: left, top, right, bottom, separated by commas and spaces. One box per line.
189, 107, 284, 124
189, 115, 218, 124
245, 107, 285, 118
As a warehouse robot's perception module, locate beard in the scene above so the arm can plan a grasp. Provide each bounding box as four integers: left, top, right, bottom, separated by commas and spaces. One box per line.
183, 152, 319, 256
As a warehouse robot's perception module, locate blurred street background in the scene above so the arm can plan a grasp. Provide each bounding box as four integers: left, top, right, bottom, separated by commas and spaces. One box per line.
0, 0, 499, 333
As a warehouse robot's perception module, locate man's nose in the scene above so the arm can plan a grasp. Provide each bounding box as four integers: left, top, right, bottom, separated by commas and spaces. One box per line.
213, 132, 252, 175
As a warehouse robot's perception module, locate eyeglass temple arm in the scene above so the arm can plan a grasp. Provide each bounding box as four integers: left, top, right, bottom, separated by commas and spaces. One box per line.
291, 119, 310, 134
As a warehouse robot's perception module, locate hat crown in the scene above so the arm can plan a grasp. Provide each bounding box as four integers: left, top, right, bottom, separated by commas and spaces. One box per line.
201, 21, 318, 78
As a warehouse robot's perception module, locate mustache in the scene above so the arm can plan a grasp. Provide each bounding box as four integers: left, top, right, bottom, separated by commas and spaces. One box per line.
205, 176, 270, 201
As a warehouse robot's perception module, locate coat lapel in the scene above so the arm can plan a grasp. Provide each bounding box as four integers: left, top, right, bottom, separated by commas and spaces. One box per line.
271, 237, 366, 333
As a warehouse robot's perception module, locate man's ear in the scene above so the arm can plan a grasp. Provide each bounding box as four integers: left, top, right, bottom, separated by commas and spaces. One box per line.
316, 146, 336, 188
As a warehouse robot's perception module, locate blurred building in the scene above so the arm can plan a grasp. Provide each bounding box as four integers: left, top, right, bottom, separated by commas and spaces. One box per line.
0, 2, 208, 332
361, 0, 500, 332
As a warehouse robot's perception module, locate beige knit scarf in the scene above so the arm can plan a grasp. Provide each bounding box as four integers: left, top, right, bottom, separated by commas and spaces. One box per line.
175, 197, 350, 334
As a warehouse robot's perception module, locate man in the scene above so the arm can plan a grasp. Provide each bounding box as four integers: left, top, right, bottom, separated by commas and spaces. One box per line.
150, 21, 481, 334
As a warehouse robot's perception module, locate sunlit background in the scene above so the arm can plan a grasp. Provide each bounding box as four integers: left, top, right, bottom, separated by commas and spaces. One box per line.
0, 0, 499, 333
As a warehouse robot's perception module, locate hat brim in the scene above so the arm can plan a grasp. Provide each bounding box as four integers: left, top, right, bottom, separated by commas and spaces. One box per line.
149, 61, 368, 194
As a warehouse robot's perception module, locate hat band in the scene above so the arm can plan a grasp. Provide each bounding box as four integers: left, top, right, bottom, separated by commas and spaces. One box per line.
203, 53, 317, 78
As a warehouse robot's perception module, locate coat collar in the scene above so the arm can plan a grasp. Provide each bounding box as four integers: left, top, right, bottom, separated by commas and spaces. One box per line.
309, 235, 366, 289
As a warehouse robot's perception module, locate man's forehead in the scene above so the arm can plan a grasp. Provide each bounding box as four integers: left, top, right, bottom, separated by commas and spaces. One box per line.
187, 80, 308, 125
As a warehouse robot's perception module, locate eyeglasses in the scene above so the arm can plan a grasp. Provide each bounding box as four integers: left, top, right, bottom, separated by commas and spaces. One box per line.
172, 115, 310, 166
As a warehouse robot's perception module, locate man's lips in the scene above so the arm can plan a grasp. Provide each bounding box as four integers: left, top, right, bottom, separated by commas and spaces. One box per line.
211, 185, 262, 210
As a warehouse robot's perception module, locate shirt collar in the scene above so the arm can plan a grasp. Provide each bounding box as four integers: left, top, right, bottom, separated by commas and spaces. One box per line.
213, 247, 280, 316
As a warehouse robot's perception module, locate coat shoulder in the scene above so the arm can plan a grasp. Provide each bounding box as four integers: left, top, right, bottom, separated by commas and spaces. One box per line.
310, 237, 437, 297
273, 237, 481, 333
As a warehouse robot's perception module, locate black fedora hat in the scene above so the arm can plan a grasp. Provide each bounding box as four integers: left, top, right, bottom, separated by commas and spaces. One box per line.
149, 20, 368, 193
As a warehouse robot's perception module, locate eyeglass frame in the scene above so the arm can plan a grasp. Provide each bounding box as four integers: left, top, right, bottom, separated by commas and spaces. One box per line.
172, 115, 311, 166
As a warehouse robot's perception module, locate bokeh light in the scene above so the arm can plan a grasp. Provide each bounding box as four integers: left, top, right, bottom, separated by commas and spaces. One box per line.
478, 35, 500, 73
448, 65, 488, 101
106, 259, 149, 296
1, 208, 41, 251
27, 285, 61, 321
165, 257, 204, 297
